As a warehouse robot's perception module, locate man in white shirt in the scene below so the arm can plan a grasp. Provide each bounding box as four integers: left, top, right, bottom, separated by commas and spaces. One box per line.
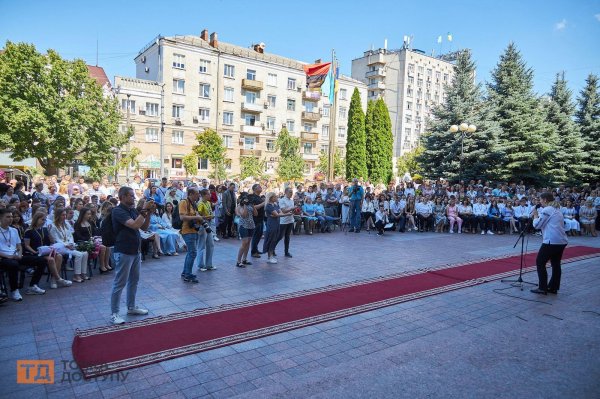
389, 194, 406, 232
276, 188, 295, 257
514, 198, 532, 232
415, 198, 434, 232
473, 197, 492, 235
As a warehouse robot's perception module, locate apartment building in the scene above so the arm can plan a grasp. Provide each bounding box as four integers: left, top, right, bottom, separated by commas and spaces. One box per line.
351, 45, 457, 159
113, 30, 366, 180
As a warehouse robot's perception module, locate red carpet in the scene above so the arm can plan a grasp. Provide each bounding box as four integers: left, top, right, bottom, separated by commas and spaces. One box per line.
73, 245, 600, 378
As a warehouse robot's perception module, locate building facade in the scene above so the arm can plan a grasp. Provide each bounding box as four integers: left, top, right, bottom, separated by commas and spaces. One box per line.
113, 30, 367, 180
351, 45, 457, 160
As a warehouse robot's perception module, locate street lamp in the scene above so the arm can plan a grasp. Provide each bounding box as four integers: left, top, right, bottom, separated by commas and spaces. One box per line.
449, 123, 476, 191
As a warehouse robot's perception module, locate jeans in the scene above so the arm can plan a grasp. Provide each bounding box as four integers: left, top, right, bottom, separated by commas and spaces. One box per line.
251, 220, 264, 254
350, 199, 361, 230
110, 252, 141, 314
182, 233, 198, 277
194, 230, 214, 269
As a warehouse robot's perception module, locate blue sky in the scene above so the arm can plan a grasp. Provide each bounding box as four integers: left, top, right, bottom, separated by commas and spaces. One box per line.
1, 0, 599, 96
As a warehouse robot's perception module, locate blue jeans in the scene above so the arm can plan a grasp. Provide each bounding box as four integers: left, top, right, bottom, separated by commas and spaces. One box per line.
182, 233, 198, 277
194, 230, 214, 269
110, 252, 141, 314
350, 199, 362, 230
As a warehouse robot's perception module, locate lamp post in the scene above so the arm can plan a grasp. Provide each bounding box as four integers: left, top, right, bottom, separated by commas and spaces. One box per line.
449, 122, 476, 189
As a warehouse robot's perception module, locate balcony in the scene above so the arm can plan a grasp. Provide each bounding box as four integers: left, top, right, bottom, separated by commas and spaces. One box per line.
302, 153, 319, 160
241, 79, 263, 91
240, 125, 262, 135
301, 111, 321, 122
302, 90, 321, 101
241, 102, 263, 113
367, 52, 385, 65
365, 68, 386, 78
368, 81, 386, 90
301, 131, 319, 141
240, 149, 262, 157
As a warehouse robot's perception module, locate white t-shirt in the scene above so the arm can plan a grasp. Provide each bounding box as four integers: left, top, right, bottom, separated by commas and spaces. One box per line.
278, 197, 295, 225
0, 226, 21, 258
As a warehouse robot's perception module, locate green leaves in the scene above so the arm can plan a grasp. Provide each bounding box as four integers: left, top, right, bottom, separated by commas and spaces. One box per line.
276, 128, 304, 182
0, 41, 124, 172
240, 156, 266, 181
576, 74, 600, 182
318, 148, 345, 178
345, 88, 367, 180
193, 128, 227, 182
182, 153, 198, 177
364, 98, 393, 184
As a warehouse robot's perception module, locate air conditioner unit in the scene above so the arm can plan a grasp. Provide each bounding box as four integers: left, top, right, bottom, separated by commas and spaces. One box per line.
264, 102, 269, 109
141, 56, 146, 63
144, 67, 150, 73
192, 116, 198, 123
175, 118, 182, 126
297, 87, 302, 92
139, 110, 146, 115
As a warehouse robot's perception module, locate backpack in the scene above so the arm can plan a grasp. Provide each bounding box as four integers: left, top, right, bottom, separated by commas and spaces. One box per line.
171, 201, 183, 229
100, 212, 116, 247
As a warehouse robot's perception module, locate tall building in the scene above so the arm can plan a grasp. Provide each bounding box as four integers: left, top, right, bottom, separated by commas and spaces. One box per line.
351, 43, 457, 161
113, 30, 366, 180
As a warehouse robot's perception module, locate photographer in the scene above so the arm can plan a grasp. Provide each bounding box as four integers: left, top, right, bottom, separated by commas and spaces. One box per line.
179, 188, 203, 283
374, 204, 390, 236
235, 193, 257, 267
349, 178, 364, 233
194, 189, 216, 272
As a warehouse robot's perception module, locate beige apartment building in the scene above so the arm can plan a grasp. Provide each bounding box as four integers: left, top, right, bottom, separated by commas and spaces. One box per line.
351, 44, 457, 160
113, 30, 367, 180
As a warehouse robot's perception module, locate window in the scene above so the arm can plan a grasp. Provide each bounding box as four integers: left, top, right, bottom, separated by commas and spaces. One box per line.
198, 158, 208, 170
267, 73, 277, 87
405, 128, 412, 137
286, 119, 295, 132
199, 59, 210, 74
427, 68, 432, 78
199, 83, 210, 98
303, 163, 311, 174
304, 101, 315, 113
407, 88, 413, 98
266, 117, 276, 130
145, 128, 158, 142
287, 78, 296, 90
145, 102, 158, 116
417, 90, 422, 99
266, 139, 275, 152
172, 104, 184, 118
418, 66, 424, 74
121, 99, 136, 113
435, 71, 441, 81
405, 116, 412, 123
322, 125, 329, 138
407, 102, 413, 110
267, 95, 276, 108
339, 107, 347, 119
224, 64, 235, 78
223, 112, 233, 125
417, 79, 423, 88
245, 91, 257, 104
426, 82, 431, 90
408, 63, 415, 74
303, 142, 313, 154
172, 54, 185, 69
223, 135, 233, 148
244, 137, 255, 150
416, 103, 422, 111
339, 88, 347, 100
337, 127, 346, 139
224, 87, 234, 102
172, 130, 184, 144
320, 144, 329, 154
434, 94, 440, 103
198, 108, 210, 122
443, 73, 449, 82
173, 79, 185, 94
171, 158, 183, 168
408, 76, 414, 85
287, 99, 296, 111
303, 123, 313, 132
322, 105, 330, 117
246, 69, 256, 80
244, 113, 257, 126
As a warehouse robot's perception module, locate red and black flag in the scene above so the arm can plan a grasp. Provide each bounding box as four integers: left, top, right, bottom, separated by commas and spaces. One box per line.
303, 62, 331, 89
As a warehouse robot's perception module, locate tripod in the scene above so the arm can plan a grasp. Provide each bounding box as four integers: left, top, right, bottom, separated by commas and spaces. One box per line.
501, 222, 536, 290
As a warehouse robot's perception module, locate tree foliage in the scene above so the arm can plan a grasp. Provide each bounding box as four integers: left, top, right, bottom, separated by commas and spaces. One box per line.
240, 156, 266, 181
345, 88, 367, 180
397, 145, 424, 176
276, 127, 304, 182
576, 73, 600, 183
182, 153, 198, 178
193, 128, 226, 182
365, 99, 393, 184
318, 148, 345, 178
0, 41, 125, 172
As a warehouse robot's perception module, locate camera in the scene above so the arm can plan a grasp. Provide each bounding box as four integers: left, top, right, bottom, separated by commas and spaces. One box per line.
191, 220, 212, 233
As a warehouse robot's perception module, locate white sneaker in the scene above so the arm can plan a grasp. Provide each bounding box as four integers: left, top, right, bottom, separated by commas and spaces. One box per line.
458, 230, 462, 234
267, 257, 278, 264
213, 236, 220, 242
481, 231, 485, 235
127, 306, 149, 315
487, 230, 495, 235
449, 230, 454, 234
25, 285, 46, 295
10, 289, 22, 301
57, 279, 72, 287
110, 313, 125, 325
50, 280, 58, 289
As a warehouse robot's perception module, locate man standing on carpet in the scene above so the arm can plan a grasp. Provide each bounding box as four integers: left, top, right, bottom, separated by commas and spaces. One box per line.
110, 187, 153, 325
530, 192, 568, 295
348, 178, 364, 233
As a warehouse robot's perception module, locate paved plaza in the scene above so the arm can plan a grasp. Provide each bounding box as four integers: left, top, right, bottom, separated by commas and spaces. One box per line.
1, 230, 599, 398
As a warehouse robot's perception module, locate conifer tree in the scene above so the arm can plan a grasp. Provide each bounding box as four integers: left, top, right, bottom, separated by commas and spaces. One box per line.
345, 88, 367, 180
575, 74, 600, 183
365, 100, 378, 182
376, 98, 394, 184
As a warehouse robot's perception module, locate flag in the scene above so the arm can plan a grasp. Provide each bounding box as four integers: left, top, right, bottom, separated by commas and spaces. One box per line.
447, 32, 453, 42
437, 35, 442, 44
303, 62, 331, 89
321, 68, 335, 104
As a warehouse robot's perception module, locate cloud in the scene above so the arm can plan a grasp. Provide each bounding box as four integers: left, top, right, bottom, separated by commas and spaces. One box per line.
595, 13, 600, 22
555, 19, 567, 31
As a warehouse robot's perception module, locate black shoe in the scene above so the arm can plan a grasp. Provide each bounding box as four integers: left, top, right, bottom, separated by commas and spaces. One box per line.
251, 253, 261, 258
530, 288, 547, 295
183, 276, 199, 283
349, 228, 355, 233
236, 262, 246, 268
242, 260, 252, 265
355, 230, 360, 233
547, 288, 558, 294
285, 253, 293, 258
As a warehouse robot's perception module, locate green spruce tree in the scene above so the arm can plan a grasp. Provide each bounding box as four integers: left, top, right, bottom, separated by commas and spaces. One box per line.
487, 43, 555, 185
376, 98, 394, 184
365, 100, 378, 182
419, 50, 503, 182
575, 73, 600, 183
345, 88, 367, 180
545, 73, 585, 184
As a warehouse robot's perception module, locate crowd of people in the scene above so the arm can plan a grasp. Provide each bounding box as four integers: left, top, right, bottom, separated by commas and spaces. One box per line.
0, 173, 598, 318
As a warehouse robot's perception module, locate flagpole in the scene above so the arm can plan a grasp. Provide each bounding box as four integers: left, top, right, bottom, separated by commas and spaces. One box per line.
328, 49, 337, 183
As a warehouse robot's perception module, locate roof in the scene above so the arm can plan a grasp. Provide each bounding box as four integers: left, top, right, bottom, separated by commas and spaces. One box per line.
87, 65, 111, 87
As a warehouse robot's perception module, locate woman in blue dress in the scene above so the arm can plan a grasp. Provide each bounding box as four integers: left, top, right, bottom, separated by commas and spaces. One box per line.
301, 197, 319, 235
148, 202, 179, 256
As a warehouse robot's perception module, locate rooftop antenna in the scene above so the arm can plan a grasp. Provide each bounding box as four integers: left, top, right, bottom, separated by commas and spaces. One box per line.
384, 38, 387, 51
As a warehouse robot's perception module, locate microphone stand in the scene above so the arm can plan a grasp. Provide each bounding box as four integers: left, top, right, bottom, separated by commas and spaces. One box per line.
501, 221, 536, 290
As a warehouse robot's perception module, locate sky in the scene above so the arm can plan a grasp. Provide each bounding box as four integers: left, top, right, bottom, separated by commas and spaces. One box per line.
1, 0, 599, 96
